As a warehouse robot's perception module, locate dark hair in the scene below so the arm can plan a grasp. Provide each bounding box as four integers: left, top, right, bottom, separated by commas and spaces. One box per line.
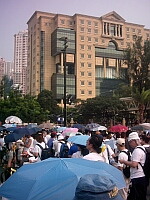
35, 132, 44, 143
89, 134, 103, 154
78, 145, 89, 156
126, 130, 132, 138
140, 134, 150, 144
51, 132, 57, 138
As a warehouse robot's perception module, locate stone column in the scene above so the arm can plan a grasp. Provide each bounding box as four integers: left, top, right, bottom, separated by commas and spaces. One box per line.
103, 57, 106, 78
61, 52, 64, 74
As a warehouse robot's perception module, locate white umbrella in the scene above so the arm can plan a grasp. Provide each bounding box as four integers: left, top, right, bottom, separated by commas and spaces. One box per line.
92, 126, 107, 131
5, 116, 22, 124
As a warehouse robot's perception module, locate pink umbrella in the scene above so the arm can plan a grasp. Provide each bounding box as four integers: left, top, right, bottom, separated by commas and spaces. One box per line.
109, 124, 128, 133
62, 128, 78, 136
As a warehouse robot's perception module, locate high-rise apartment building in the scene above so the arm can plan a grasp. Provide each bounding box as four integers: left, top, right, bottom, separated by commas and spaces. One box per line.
14, 30, 28, 94
4, 61, 14, 80
0, 58, 5, 82
27, 11, 150, 101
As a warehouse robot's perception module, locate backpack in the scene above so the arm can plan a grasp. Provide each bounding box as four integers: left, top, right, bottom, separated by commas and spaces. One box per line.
121, 150, 131, 178
0, 168, 14, 183
137, 146, 150, 185
59, 142, 69, 158
36, 143, 52, 160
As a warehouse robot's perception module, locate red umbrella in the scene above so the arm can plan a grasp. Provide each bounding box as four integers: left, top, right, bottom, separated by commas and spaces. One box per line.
109, 124, 128, 133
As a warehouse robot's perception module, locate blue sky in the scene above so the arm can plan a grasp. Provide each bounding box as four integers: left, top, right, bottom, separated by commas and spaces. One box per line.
0, 0, 150, 61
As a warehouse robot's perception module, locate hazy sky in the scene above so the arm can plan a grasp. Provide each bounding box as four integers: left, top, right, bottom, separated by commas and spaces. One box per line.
0, 0, 150, 61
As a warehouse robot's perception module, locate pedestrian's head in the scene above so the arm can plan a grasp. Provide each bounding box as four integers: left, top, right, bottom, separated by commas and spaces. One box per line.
86, 134, 103, 153
51, 132, 57, 138
35, 131, 44, 143
140, 134, 150, 145
116, 138, 125, 151
128, 132, 140, 148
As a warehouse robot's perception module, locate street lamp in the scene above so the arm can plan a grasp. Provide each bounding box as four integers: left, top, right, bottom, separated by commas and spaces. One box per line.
59, 37, 68, 126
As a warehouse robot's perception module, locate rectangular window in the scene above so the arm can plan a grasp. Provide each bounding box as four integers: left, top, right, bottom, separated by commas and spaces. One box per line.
81, 54, 84, 58
94, 29, 98, 34
88, 37, 91, 42
88, 63, 92, 68
81, 90, 85, 95
126, 34, 130, 39
87, 28, 91, 33
132, 28, 135, 33
95, 38, 98, 43
138, 29, 141, 34
126, 27, 130, 32
60, 19, 65, 24
88, 72, 92, 77
146, 33, 149, 38
81, 36, 84, 41
81, 62, 84, 67
80, 19, 84, 25
126, 42, 130, 47
102, 39, 105, 43
94, 22, 98, 27
81, 71, 84, 76
81, 81, 84, 86
87, 21, 91, 26
68, 21, 73, 26
80, 44, 84, 50
88, 81, 92, 86
88, 91, 92, 95
88, 54, 92, 59
80, 27, 84, 32
87, 45, 91, 50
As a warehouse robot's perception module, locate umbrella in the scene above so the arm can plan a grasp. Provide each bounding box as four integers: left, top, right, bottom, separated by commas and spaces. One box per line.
5, 127, 17, 132
139, 123, 150, 130
5, 116, 22, 124
38, 123, 53, 129
64, 132, 83, 137
85, 123, 101, 131
104, 140, 117, 149
4, 127, 40, 143
26, 124, 38, 129
56, 126, 66, 133
109, 125, 128, 133
72, 124, 85, 130
0, 158, 126, 200
0, 126, 6, 131
3, 124, 17, 128
131, 125, 145, 131
92, 125, 107, 131
62, 128, 78, 136
68, 135, 90, 146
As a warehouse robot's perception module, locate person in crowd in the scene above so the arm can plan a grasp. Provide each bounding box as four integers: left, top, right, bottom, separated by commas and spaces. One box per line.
68, 143, 78, 158
29, 131, 46, 163
119, 132, 147, 200
0, 133, 5, 166
83, 134, 104, 161
116, 138, 130, 200
22, 135, 34, 156
42, 129, 48, 144
47, 131, 57, 157
7, 142, 17, 168
72, 144, 89, 158
140, 134, 150, 147
125, 130, 133, 153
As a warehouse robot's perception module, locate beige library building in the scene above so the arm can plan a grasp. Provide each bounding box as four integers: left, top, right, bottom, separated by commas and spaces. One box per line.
27, 11, 150, 102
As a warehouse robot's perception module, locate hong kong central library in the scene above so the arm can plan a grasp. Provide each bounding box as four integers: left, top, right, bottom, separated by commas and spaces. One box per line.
27, 11, 150, 102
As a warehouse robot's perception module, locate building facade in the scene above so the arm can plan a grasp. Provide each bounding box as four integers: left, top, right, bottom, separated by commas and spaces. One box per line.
14, 30, 28, 94
27, 11, 150, 101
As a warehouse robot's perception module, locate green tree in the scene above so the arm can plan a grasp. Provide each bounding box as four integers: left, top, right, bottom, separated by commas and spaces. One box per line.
37, 89, 61, 115
124, 36, 150, 93
132, 88, 150, 123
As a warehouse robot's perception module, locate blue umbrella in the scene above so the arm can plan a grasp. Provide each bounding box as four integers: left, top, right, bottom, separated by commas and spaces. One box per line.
85, 123, 101, 131
26, 124, 38, 129
0, 158, 126, 200
68, 135, 90, 146
5, 127, 17, 132
72, 124, 85, 130
4, 127, 40, 143
104, 139, 117, 149
57, 126, 66, 132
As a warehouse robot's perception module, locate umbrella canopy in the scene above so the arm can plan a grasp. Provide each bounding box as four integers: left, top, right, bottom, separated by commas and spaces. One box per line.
64, 132, 83, 137
104, 140, 117, 149
140, 123, 150, 130
68, 135, 90, 146
109, 125, 128, 133
0, 158, 125, 200
62, 128, 78, 136
72, 124, 85, 130
38, 123, 53, 129
131, 125, 145, 131
92, 125, 107, 131
56, 126, 66, 133
0, 126, 6, 131
3, 124, 17, 128
4, 127, 41, 143
85, 123, 101, 131
5, 116, 22, 124
5, 127, 17, 132
26, 124, 38, 129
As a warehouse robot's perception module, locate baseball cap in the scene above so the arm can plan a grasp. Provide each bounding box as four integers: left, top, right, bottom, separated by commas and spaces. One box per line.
116, 138, 125, 146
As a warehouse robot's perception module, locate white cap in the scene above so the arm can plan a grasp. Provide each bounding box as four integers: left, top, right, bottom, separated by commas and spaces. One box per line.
58, 135, 64, 140
116, 138, 125, 146
128, 132, 140, 142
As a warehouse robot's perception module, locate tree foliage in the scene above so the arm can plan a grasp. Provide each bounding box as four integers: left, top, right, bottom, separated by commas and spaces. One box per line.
124, 36, 150, 93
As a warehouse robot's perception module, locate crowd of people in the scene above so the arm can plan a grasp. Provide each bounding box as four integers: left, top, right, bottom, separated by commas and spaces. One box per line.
0, 125, 150, 200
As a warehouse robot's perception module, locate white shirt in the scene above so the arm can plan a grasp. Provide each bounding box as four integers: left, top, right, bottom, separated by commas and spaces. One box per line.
0, 138, 4, 151
101, 144, 115, 164
72, 151, 83, 158
83, 152, 105, 162
34, 142, 46, 162
130, 146, 146, 179
118, 149, 129, 168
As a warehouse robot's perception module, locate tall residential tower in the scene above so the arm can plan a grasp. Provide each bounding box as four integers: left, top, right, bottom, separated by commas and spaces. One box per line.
14, 30, 28, 94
